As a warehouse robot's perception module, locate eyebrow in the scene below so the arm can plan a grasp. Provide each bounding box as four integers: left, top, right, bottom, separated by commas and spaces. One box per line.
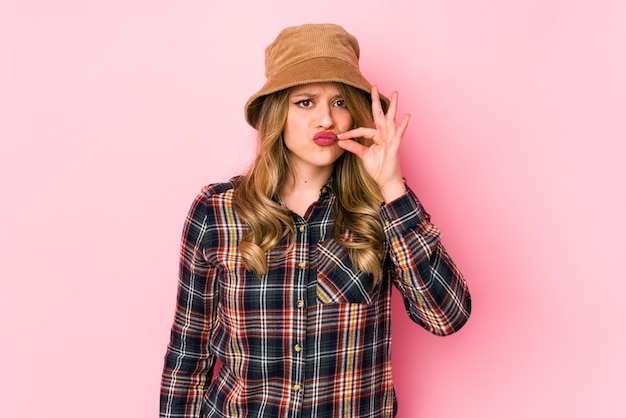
290, 93, 315, 98
289, 92, 343, 100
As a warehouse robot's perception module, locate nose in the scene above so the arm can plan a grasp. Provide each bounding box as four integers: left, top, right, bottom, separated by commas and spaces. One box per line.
316, 103, 335, 129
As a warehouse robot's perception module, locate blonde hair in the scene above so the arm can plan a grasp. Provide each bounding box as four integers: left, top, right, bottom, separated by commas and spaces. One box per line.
233, 83, 386, 283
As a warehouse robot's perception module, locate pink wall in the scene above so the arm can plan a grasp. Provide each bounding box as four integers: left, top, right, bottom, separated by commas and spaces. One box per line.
1, 1, 625, 417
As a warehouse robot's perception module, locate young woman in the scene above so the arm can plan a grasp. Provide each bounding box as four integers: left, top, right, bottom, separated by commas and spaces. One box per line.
160, 23, 471, 418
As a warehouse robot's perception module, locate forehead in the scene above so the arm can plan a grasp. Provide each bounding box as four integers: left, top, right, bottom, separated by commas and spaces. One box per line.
289, 82, 340, 96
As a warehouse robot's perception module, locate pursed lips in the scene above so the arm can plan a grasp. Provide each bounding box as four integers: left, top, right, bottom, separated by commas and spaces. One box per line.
313, 131, 338, 146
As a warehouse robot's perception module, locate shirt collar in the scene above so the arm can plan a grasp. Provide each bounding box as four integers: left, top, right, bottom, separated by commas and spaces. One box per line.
319, 176, 334, 200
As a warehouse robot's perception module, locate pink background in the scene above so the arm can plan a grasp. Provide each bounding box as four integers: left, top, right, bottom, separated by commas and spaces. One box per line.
1, 1, 625, 417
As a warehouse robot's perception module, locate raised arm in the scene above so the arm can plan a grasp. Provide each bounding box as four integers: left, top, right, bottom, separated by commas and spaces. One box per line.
381, 189, 471, 335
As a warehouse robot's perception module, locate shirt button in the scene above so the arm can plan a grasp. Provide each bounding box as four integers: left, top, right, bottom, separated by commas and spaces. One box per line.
385, 219, 391, 226
293, 384, 302, 392
294, 343, 302, 353
297, 299, 305, 308
298, 262, 306, 269
298, 225, 306, 233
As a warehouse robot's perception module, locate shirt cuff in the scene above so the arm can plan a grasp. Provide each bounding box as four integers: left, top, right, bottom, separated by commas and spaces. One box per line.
379, 187, 429, 235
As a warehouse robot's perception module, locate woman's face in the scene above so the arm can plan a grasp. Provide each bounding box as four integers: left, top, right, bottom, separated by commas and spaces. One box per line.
283, 82, 353, 173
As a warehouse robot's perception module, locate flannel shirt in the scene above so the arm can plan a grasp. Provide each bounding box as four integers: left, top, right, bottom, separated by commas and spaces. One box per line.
160, 176, 471, 418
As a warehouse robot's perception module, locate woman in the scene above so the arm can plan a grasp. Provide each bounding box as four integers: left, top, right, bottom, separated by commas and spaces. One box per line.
160, 23, 471, 418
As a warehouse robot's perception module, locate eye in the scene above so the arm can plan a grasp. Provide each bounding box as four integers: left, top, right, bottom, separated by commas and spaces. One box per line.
333, 99, 347, 108
295, 99, 313, 108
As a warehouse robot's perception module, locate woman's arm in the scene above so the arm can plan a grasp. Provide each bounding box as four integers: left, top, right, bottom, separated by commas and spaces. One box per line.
160, 190, 219, 418
381, 188, 471, 336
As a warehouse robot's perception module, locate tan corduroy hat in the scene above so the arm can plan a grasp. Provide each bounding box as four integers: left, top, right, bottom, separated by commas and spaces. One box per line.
244, 23, 389, 128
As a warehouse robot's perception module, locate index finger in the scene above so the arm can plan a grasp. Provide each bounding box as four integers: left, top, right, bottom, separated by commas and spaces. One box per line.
337, 127, 376, 140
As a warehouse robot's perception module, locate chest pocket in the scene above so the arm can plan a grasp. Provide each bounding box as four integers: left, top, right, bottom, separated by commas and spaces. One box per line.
316, 238, 379, 305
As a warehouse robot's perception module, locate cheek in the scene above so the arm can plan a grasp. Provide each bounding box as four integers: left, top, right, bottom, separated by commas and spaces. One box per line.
339, 113, 354, 131
282, 115, 295, 142
284, 111, 305, 135
333, 109, 352, 132
282, 114, 302, 149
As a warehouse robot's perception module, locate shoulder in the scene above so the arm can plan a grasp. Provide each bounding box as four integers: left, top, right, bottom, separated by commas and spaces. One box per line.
187, 176, 243, 223
183, 177, 245, 245
190, 176, 244, 210
198, 175, 243, 200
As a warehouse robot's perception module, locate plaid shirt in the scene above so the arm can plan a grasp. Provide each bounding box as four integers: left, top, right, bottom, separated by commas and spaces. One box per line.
160, 177, 471, 418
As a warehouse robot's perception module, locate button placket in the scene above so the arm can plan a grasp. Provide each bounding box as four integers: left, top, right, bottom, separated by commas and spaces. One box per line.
291, 219, 308, 404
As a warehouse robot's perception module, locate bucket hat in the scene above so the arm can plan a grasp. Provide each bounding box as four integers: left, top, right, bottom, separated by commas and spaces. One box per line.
244, 23, 389, 128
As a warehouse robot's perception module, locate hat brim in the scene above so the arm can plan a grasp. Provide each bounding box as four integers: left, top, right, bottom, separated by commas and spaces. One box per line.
245, 57, 389, 128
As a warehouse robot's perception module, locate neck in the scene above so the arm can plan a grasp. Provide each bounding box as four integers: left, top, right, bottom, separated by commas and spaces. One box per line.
282, 164, 333, 194
279, 165, 333, 216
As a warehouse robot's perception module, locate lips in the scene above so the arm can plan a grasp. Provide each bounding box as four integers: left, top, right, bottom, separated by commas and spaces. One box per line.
313, 131, 339, 147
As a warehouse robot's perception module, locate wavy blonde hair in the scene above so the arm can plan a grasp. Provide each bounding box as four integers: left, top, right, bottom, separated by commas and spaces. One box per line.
233, 83, 386, 283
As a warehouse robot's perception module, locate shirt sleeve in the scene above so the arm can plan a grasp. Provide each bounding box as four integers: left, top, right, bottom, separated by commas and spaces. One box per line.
160, 189, 219, 417
380, 187, 471, 336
